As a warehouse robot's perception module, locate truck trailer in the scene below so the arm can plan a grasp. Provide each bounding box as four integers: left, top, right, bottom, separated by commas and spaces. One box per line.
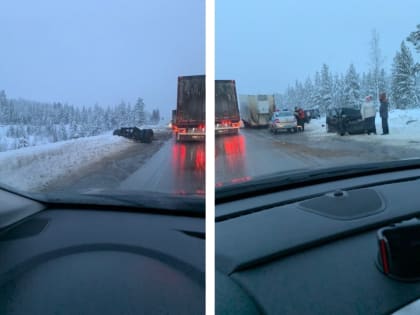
174, 75, 205, 141
240, 94, 275, 127
215, 80, 241, 135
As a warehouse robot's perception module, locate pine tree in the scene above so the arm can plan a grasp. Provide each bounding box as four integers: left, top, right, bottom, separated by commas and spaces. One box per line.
360, 71, 375, 100
391, 41, 417, 108
369, 29, 384, 104
332, 74, 345, 108
320, 64, 333, 111
312, 71, 323, 111
407, 24, 420, 105
378, 69, 389, 98
0, 90, 7, 123
407, 24, 420, 53
343, 64, 361, 108
303, 77, 314, 109
134, 98, 146, 126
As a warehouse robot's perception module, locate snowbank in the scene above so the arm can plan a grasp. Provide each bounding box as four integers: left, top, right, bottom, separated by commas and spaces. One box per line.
306, 108, 420, 148
0, 132, 134, 191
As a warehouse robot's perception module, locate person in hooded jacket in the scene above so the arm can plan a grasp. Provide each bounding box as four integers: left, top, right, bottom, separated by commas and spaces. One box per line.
379, 92, 389, 135
294, 106, 305, 131
360, 95, 376, 134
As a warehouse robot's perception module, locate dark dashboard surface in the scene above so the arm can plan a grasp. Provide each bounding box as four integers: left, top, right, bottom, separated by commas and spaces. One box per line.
216, 170, 420, 314
0, 207, 205, 315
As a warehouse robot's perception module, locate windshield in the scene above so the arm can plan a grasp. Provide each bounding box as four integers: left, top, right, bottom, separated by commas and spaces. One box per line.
0, 1, 205, 198
216, 0, 420, 188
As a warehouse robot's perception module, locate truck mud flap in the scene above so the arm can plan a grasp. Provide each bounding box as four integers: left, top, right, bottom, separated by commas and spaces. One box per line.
215, 128, 239, 136
176, 133, 205, 142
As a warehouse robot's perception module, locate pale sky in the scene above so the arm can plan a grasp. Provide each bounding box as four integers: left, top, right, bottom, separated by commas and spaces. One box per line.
216, 0, 420, 95
0, 0, 205, 119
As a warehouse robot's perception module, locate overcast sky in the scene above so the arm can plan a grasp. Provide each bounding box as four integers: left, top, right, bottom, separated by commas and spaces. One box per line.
216, 0, 420, 95
0, 0, 204, 118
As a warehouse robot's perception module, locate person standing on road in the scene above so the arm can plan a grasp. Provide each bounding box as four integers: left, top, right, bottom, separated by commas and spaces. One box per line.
360, 95, 376, 134
379, 92, 389, 135
294, 106, 305, 131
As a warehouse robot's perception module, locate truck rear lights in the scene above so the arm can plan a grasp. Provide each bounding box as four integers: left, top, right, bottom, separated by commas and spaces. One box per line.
377, 218, 420, 281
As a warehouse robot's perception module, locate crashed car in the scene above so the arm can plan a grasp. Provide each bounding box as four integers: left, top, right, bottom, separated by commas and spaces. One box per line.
113, 127, 154, 143
326, 108, 340, 133
327, 107, 366, 135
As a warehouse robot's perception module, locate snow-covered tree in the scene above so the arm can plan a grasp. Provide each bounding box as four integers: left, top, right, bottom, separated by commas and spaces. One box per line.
407, 24, 420, 105
360, 71, 375, 100
391, 41, 418, 108
151, 109, 160, 124
407, 24, 420, 53
369, 29, 384, 104
332, 73, 345, 108
134, 97, 146, 126
343, 64, 361, 108
0, 90, 7, 123
312, 71, 323, 111
320, 64, 333, 111
378, 69, 389, 96
303, 77, 314, 109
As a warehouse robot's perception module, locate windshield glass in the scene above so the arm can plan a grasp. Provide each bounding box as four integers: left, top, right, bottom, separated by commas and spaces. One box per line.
216, 0, 420, 188
0, 1, 205, 198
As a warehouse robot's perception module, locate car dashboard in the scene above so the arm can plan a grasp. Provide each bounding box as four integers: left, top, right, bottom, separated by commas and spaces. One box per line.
0, 190, 205, 315
216, 168, 420, 314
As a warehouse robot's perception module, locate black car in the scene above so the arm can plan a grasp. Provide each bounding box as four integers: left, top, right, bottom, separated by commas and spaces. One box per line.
326, 107, 365, 135
326, 108, 340, 133
113, 127, 154, 143
306, 107, 321, 120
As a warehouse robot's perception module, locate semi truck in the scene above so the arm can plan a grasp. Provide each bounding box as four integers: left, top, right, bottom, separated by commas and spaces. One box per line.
240, 94, 276, 127
215, 80, 241, 135
174, 75, 205, 141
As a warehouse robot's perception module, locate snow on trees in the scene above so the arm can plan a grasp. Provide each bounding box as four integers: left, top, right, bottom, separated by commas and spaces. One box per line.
134, 97, 146, 126
391, 41, 418, 109
0, 92, 161, 152
343, 64, 361, 109
320, 64, 333, 111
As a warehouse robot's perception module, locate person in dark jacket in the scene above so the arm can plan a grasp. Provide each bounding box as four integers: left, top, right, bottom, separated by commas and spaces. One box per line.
379, 92, 389, 135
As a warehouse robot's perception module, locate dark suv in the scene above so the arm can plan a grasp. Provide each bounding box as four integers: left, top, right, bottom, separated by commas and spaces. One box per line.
326, 107, 365, 135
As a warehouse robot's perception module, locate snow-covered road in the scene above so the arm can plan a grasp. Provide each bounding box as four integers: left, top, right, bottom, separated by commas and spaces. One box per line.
1, 109, 420, 193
